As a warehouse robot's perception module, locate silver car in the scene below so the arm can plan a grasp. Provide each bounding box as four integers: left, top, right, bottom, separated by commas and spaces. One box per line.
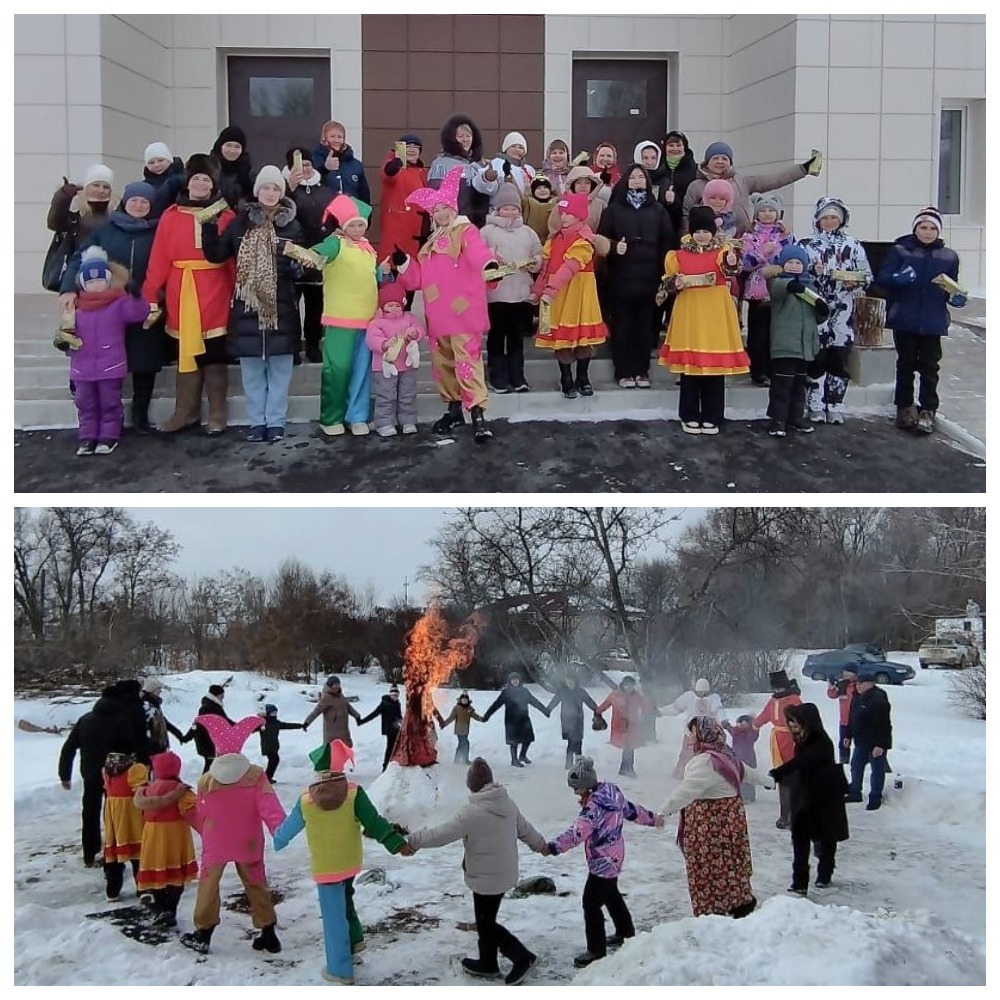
918, 636, 980, 669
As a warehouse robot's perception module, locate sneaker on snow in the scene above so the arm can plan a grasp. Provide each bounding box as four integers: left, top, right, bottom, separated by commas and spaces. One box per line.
505, 953, 537, 986
767, 420, 787, 437
807, 409, 826, 423
461, 958, 501, 978
681, 421, 701, 435
787, 418, 815, 434
105, 891, 121, 902
321, 967, 355, 985
573, 951, 604, 968
699, 422, 720, 435
826, 406, 845, 425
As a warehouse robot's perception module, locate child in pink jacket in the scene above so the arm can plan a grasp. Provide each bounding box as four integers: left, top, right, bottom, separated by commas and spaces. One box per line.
179, 715, 287, 956
397, 165, 500, 443
365, 282, 427, 437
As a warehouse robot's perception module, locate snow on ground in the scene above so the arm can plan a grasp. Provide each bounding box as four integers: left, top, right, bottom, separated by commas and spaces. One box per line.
13, 655, 986, 987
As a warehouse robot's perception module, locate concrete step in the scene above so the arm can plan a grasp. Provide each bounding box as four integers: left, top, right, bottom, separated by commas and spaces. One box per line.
14, 383, 895, 431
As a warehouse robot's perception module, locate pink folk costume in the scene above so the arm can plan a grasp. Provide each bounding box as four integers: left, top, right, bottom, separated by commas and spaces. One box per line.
66, 249, 150, 451
179, 714, 287, 956
398, 166, 497, 441
532, 191, 608, 398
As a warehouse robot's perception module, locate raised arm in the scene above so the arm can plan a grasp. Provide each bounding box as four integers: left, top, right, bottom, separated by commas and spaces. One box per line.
742, 162, 808, 196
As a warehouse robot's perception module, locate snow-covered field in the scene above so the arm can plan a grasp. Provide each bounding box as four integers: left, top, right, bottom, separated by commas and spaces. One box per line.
13, 653, 986, 987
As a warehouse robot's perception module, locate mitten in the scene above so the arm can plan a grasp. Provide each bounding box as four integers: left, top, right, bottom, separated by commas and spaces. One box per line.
786, 278, 804, 294
502, 160, 512, 178
600, 170, 612, 186
384, 157, 403, 177
949, 293, 967, 308
570, 151, 590, 166
802, 150, 824, 176
405, 339, 421, 370
891, 266, 917, 286
814, 299, 831, 320
382, 335, 404, 366
391, 245, 408, 268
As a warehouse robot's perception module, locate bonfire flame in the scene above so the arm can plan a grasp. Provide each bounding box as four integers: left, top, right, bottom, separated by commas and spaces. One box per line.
391, 605, 482, 767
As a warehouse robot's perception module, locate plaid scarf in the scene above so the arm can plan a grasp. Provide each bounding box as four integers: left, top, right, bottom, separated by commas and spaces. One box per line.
234, 215, 279, 331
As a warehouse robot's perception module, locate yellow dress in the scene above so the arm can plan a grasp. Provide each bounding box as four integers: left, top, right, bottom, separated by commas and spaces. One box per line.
136, 782, 198, 890
102, 762, 149, 864
534, 228, 607, 350
658, 243, 749, 376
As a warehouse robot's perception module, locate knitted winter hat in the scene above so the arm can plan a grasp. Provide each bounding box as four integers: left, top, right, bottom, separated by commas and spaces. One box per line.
309, 738, 355, 773
400, 133, 423, 149
209, 753, 252, 785
378, 282, 406, 308
185, 153, 219, 184
216, 125, 247, 148
324, 193, 372, 228
751, 193, 783, 220
141, 677, 163, 695
151, 751, 181, 781
195, 715, 263, 755
703, 141, 734, 164
264, 703, 278, 716
253, 164, 286, 197
703, 178, 734, 210
467, 757, 494, 793
493, 183, 523, 210
405, 166, 462, 214
695, 678, 711, 695
530, 175, 553, 195
143, 141, 172, 165
567, 755, 598, 792
502, 131, 528, 154
208, 684, 226, 698
912, 206, 943, 234
123, 181, 156, 205
777, 244, 811, 269
77, 246, 111, 287
326, 675, 341, 689
556, 191, 590, 223
688, 205, 718, 235
83, 164, 114, 188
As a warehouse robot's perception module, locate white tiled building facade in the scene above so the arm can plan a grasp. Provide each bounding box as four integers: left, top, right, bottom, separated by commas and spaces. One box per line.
14, 13, 986, 292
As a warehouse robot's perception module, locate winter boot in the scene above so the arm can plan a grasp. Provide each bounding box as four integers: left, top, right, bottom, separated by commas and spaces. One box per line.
729, 896, 757, 919
470, 405, 493, 443
505, 952, 537, 986
825, 403, 845, 425
432, 401, 465, 434
461, 957, 501, 978
895, 404, 919, 430
510, 744, 523, 767
559, 362, 578, 399
575, 358, 594, 396
180, 926, 214, 954
806, 382, 825, 422
252, 923, 282, 953
203, 364, 229, 435
915, 409, 935, 434
157, 369, 204, 433
130, 372, 155, 434
573, 951, 603, 968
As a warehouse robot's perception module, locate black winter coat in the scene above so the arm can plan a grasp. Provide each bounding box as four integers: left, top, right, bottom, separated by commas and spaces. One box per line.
182, 695, 234, 760
201, 199, 303, 359
58, 694, 138, 782
144, 157, 186, 218
288, 179, 335, 280
771, 731, 850, 843
359, 695, 403, 737
598, 175, 676, 299
847, 686, 893, 749
652, 153, 698, 233
876, 234, 961, 337
211, 149, 254, 211
142, 692, 184, 755
546, 684, 598, 742
61, 210, 165, 373
258, 716, 304, 755
483, 684, 549, 744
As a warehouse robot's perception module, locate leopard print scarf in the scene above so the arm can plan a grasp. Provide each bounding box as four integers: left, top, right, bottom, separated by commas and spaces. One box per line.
235, 216, 279, 331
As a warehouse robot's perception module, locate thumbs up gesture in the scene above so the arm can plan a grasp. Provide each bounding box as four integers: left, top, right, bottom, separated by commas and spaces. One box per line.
616, 238, 628, 256
725, 249, 738, 267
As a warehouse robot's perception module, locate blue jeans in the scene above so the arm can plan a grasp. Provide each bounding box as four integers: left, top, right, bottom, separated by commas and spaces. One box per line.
317, 881, 352, 980
455, 734, 470, 764
849, 741, 886, 805
240, 355, 294, 429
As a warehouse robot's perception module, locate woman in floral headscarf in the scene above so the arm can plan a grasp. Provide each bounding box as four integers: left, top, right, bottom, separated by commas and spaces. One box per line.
661, 716, 771, 918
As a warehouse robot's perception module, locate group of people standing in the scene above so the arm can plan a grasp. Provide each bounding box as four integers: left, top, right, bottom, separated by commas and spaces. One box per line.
45, 111, 967, 456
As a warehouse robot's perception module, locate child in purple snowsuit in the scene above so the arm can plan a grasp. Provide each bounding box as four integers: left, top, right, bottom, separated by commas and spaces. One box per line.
547, 756, 662, 969
62, 246, 149, 455
724, 714, 761, 802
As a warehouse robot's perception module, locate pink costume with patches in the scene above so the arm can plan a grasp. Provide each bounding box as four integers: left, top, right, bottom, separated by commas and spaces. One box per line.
397, 166, 496, 412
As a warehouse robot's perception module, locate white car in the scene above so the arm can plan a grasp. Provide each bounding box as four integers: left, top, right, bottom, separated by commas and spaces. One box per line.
918, 637, 980, 669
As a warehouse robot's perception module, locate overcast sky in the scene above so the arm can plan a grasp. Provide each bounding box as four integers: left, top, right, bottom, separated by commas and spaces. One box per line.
111, 507, 704, 603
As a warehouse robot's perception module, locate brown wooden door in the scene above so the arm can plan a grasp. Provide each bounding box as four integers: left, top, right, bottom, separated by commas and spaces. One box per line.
572, 60, 668, 166
227, 56, 331, 170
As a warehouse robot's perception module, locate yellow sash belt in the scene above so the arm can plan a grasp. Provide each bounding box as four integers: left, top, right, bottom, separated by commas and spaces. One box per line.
173, 259, 225, 373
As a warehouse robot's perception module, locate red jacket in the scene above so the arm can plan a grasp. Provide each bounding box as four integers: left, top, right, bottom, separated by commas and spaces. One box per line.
827, 679, 856, 726
753, 693, 802, 768
377, 152, 428, 260
595, 689, 652, 750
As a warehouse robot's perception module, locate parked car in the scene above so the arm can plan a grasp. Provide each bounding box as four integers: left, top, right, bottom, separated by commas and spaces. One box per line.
918, 636, 981, 669
843, 642, 886, 660
803, 649, 915, 685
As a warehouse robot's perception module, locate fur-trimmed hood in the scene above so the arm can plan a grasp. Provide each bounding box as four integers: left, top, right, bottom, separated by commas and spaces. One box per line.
440, 113, 484, 162
243, 196, 297, 229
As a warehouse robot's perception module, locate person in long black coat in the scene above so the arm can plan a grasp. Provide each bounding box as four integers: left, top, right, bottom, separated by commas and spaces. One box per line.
201, 169, 303, 442
482, 672, 550, 767
597, 165, 677, 385
546, 677, 599, 769
58, 686, 137, 866
60, 181, 165, 432
180, 685, 234, 772
114, 678, 154, 764
359, 685, 404, 771
211, 124, 254, 211
770, 702, 849, 895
